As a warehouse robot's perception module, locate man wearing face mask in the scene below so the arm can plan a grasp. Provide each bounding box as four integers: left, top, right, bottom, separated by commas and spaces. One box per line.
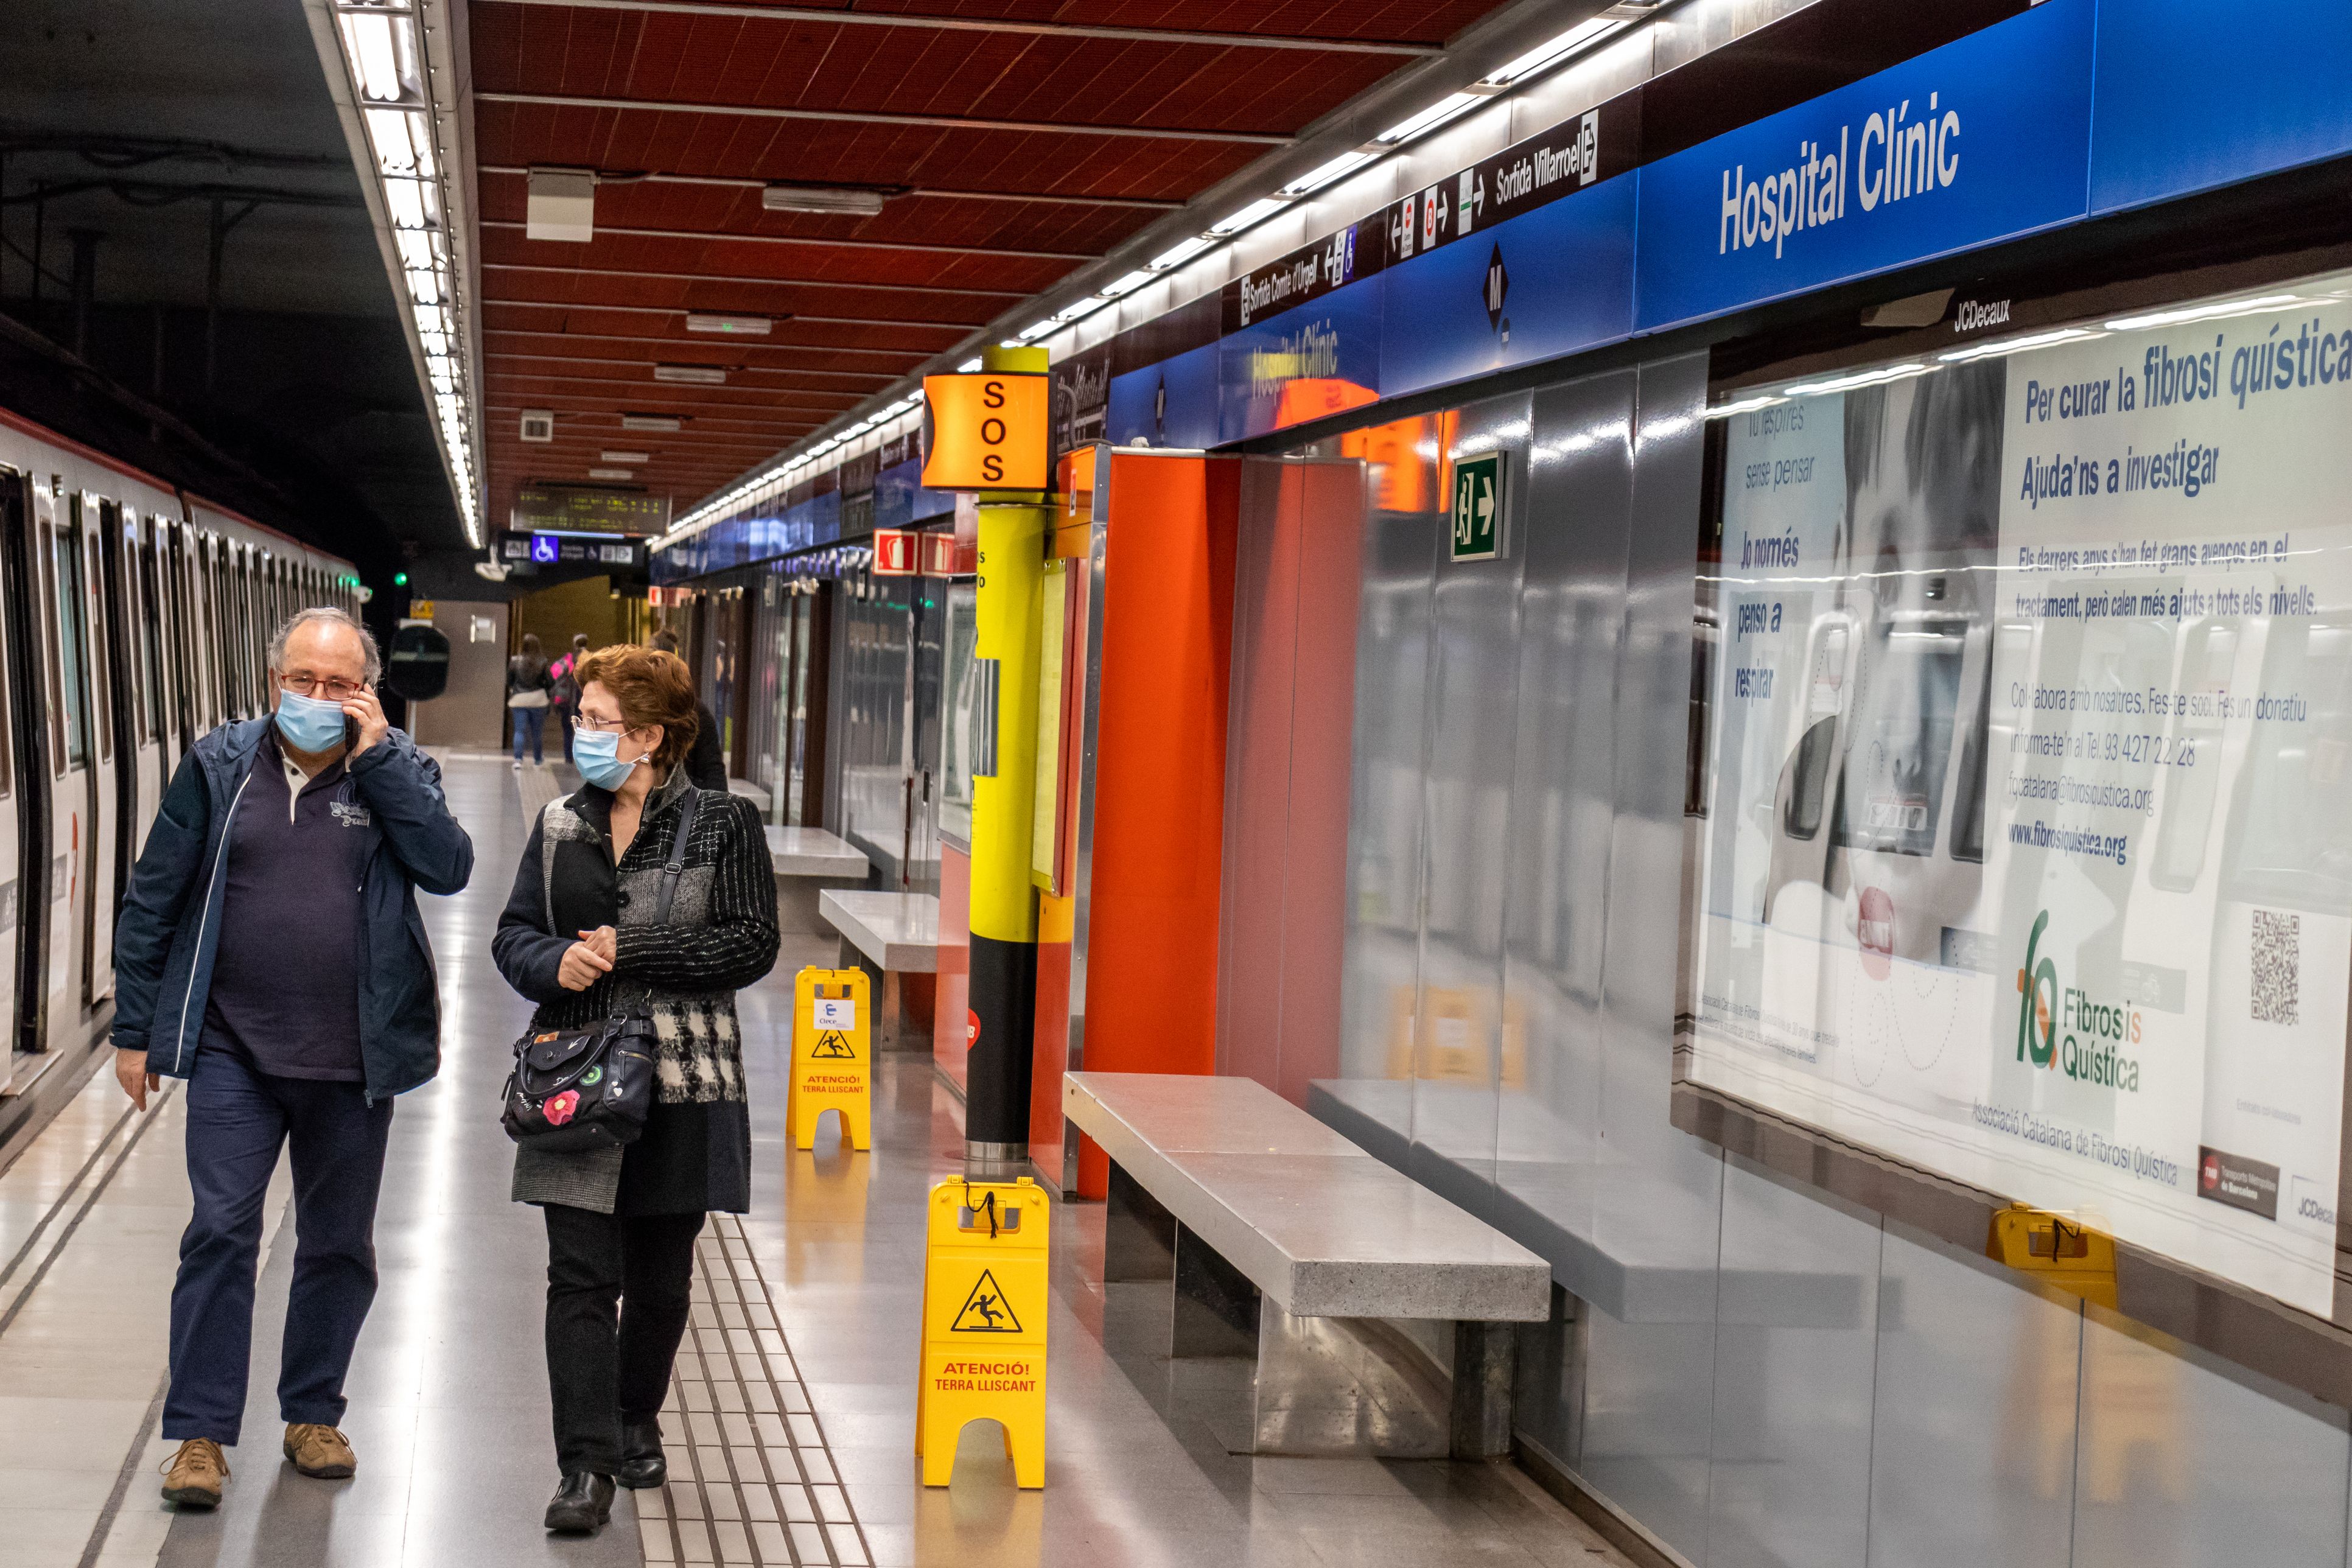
110, 607, 474, 1511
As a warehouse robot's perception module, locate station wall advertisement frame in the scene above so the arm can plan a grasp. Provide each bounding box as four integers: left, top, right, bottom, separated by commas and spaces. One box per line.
1687, 269, 2352, 1320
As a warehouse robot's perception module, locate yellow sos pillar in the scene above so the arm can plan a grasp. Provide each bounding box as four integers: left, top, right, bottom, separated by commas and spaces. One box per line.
923, 344, 1049, 1174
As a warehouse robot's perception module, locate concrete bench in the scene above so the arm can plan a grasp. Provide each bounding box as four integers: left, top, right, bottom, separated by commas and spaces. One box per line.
817, 889, 939, 1051
1062, 1071, 1551, 1460
764, 825, 871, 936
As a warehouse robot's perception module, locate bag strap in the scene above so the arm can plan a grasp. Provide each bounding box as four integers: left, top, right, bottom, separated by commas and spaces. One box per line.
652, 785, 700, 925
612, 783, 701, 1026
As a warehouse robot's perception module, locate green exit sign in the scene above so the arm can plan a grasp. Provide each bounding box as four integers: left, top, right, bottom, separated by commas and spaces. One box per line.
1450, 452, 1504, 562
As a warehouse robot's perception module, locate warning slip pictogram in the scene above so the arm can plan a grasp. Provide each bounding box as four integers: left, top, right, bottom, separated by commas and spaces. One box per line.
811, 1031, 856, 1060
950, 1269, 1021, 1334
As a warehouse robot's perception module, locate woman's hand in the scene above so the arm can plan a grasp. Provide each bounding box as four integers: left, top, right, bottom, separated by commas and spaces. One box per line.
578, 925, 618, 964
558, 940, 613, 990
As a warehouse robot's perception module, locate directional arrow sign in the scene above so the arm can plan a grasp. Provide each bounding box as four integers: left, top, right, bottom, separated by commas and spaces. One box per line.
1450, 452, 1505, 562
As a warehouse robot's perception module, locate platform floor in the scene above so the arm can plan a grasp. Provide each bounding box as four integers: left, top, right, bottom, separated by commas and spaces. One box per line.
0, 754, 1624, 1568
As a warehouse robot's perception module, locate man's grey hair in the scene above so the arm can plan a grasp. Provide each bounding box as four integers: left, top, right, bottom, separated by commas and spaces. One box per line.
270, 606, 382, 685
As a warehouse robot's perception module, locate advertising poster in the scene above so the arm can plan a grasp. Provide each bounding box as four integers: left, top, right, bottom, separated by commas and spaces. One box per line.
1689, 275, 2352, 1315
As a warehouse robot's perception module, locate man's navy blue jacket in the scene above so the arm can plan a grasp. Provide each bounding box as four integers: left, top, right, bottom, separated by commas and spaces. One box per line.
111, 719, 474, 1104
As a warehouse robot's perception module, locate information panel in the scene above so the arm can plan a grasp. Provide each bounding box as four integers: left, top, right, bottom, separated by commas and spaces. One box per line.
1688, 273, 2352, 1315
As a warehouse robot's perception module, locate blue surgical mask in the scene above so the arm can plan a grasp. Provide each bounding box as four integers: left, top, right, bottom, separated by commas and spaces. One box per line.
275, 690, 349, 754
571, 727, 640, 791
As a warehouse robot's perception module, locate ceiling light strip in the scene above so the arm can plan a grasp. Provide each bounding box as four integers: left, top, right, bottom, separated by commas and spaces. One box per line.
315, 0, 484, 547
479, 218, 1099, 264
478, 0, 1443, 56
478, 164, 1186, 211
474, 91, 1290, 147
655, 4, 1659, 559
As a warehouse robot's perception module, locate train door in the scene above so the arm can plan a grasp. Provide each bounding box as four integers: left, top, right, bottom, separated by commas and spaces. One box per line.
33, 488, 86, 1035
0, 472, 40, 1080
116, 509, 166, 863
72, 497, 121, 1004
101, 507, 139, 908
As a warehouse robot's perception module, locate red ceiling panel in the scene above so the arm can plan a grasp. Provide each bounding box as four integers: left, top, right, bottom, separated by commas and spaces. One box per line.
468, 0, 1520, 525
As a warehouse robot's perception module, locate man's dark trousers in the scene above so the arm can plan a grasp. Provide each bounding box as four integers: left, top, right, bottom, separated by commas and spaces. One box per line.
163, 1045, 394, 1444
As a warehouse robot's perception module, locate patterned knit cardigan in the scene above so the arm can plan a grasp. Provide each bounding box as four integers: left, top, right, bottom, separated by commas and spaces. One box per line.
491, 766, 779, 1212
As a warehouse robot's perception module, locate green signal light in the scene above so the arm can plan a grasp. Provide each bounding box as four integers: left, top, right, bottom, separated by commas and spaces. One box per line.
394, 572, 409, 587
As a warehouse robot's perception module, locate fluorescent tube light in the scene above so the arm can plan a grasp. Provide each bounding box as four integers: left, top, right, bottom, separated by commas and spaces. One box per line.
956, 357, 982, 372
589, 467, 633, 480
1206, 197, 1290, 237
1938, 327, 2105, 363
622, 414, 683, 431
2104, 293, 2306, 332
685, 313, 771, 335
1472, 19, 1624, 90
1278, 150, 1377, 198
1098, 268, 1156, 299
601, 450, 650, 463
1372, 93, 1482, 147
1782, 363, 1933, 397
1016, 320, 1057, 341
762, 184, 888, 216
1147, 235, 1212, 271
654, 364, 727, 385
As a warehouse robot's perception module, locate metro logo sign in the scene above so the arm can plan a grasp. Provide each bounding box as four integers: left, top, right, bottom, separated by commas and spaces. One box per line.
922, 372, 1049, 491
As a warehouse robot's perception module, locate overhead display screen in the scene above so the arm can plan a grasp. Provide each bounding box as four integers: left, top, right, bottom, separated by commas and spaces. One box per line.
1687, 273, 2352, 1317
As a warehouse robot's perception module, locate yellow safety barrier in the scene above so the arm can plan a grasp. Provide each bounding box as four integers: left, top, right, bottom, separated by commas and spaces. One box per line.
915, 1177, 1048, 1488
788, 967, 872, 1152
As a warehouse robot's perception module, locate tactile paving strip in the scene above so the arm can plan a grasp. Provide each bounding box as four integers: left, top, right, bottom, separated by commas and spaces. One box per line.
636, 1213, 872, 1566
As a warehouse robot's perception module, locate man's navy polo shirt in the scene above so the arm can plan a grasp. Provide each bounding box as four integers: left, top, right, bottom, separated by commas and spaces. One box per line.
199, 724, 369, 1082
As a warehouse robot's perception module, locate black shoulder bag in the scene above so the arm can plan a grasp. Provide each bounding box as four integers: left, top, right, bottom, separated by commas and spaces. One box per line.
501, 786, 701, 1152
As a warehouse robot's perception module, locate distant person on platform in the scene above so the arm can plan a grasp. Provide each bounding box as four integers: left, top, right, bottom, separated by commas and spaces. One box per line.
110, 607, 474, 1511
649, 629, 728, 791
507, 632, 555, 768
550, 633, 590, 761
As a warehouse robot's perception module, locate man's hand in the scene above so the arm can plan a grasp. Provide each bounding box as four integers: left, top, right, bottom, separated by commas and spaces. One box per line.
342, 684, 391, 755
115, 1048, 160, 1111
577, 926, 618, 965
558, 940, 614, 991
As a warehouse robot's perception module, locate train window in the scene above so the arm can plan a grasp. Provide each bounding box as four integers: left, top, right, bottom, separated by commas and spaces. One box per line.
54, 517, 89, 771
87, 514, 114, 763
38, 516, 65, 774
138, 523, 166, 743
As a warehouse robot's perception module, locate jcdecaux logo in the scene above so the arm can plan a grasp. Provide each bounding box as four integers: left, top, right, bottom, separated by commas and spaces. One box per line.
2017, 911, 2144, 1092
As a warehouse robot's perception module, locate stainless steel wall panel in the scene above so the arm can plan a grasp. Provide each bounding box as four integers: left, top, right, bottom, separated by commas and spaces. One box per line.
1866, 1222, 2078, 1568
1706, 1156, 1882, 1568
2071, 1304, 2350, 1568
1409, 394, 1534, 1214
1493, 370, 1636, 1307
1333, 456, 1439, 1138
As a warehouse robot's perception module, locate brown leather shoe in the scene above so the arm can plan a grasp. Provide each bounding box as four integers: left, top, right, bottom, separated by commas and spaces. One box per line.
161, 1438, 230, 1508
283, 1423, 357, 1479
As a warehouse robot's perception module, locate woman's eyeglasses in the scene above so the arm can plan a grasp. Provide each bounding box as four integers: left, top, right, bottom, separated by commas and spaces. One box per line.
573, 715, 642, 735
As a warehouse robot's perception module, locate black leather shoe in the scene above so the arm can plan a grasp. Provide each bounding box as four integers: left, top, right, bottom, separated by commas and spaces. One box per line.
617, 1421, 667, 1489
544, 1471, 615, 1534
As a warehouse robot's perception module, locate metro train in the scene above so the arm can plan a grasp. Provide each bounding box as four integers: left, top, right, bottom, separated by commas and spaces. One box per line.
0, 408, 362, 1098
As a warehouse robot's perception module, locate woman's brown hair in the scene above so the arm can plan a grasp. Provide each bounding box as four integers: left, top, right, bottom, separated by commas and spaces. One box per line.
575, 645, 699, 772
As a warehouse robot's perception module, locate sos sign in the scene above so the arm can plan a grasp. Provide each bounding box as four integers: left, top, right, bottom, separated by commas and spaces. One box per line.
920, 372, 1049, 491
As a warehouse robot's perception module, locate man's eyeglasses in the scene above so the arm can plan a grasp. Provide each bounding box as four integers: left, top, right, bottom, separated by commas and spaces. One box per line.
278, 673, 366, 702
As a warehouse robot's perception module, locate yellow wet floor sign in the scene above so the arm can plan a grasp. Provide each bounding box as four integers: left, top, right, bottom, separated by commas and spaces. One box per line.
789, 967, 871, 1150
916, 1177, 1048, 1488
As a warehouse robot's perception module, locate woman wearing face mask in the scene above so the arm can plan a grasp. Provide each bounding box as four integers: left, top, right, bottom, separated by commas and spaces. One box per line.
489, 645, 779, 1535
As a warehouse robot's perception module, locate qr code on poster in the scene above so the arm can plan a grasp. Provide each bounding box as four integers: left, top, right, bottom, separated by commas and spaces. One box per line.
2252, 909, 2300, 1026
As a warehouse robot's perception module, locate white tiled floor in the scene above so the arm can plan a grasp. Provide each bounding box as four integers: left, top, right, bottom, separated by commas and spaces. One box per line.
0, 755, 1633, 1568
